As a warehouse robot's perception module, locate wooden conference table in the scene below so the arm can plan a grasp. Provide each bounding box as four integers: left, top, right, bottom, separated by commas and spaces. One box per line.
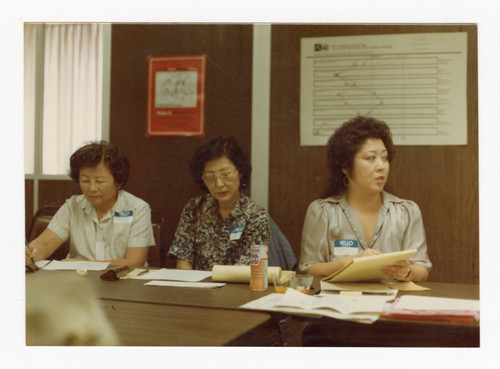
25, 269, 479, 347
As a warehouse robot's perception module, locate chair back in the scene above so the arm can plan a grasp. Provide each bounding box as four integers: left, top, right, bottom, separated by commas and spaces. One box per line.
269, 217, 298, 271
27, 206, 69, 260
148, 223, 162, 267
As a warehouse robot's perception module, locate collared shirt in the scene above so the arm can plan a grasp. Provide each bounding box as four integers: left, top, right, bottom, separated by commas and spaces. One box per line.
298, 191, 432, 273
48, 190, 155, 261
168, 193, 270, 271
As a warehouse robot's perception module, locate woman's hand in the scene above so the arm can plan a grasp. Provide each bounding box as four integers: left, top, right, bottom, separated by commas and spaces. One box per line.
25, 245, 39, 271
354, 249, 382, 258
25, 245, 40, 263
381, 260, 412, 281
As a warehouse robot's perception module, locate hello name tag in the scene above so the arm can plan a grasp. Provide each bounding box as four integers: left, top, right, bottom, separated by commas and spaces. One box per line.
334, 239, 359, 255
230, 226, 245, 240
113, 210, 134, 224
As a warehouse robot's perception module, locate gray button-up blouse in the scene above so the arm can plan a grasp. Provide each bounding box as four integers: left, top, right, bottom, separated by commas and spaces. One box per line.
298, 191, 432, 273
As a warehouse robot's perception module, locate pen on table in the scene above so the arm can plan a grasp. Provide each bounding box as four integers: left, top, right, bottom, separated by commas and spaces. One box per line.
137, 269, 149, 276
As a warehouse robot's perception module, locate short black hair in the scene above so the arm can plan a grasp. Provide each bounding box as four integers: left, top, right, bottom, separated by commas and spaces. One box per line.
189, 136, 251, 190
69, 141, 130, 187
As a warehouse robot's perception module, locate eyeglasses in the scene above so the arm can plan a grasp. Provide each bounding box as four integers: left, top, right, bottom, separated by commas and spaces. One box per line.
202, 168, 237, 183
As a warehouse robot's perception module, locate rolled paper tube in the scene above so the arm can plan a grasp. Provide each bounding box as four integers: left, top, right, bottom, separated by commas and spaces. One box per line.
211, 265, 282, 283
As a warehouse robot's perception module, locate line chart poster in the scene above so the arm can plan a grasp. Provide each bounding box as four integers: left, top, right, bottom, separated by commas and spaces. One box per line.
300, 32, 467, 146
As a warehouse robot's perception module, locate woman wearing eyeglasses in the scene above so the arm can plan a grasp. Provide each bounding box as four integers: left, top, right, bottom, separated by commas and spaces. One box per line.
168, 136, 270, 271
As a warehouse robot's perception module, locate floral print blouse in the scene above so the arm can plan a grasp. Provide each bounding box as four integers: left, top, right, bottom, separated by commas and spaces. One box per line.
168, 193, 270, 271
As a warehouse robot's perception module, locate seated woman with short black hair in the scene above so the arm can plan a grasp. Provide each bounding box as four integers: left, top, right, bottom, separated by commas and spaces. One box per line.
168, 136, 270, 271
25, 141, 155, 267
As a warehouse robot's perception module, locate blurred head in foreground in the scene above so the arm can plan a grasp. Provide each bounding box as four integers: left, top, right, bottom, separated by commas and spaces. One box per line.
26, 273, 119, 346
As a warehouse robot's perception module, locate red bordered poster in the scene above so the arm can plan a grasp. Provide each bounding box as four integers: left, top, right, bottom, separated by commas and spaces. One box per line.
147, 55, 206, 136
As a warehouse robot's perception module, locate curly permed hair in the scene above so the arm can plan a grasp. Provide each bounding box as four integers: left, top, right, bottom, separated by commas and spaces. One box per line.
69, 141, 130, 187
324, 116, 394, 197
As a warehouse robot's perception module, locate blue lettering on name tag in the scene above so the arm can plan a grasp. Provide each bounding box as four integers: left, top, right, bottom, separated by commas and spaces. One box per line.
334, 239, 358, 248
334, 239, 359, 255
115, 210, 133, 217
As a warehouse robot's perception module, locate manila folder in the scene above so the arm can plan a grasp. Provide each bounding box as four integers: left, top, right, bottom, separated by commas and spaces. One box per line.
322, 249, 417, 283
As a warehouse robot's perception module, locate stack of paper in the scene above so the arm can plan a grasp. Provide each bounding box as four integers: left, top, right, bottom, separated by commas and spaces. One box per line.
383, 295, 479, 323
322, 250, 417, 283
240, 288, 395, 324
320, 280, 431, 294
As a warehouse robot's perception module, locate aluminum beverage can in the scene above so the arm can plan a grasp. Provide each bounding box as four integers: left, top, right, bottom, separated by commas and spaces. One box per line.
250, 245, 268, 291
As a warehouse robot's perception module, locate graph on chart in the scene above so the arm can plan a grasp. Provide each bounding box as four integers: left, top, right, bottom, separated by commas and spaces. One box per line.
300, 33, 467, 146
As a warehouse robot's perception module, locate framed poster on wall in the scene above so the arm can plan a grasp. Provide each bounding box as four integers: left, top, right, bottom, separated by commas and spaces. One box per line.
147, 55, 206, 136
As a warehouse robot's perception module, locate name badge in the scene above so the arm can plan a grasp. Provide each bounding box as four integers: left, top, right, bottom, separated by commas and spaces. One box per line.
230, 226, 245, 240
114, 210, 134, 224
334, 239, 359, 255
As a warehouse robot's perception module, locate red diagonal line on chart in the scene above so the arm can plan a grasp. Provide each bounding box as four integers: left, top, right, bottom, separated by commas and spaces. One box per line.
331, 62, 384, 115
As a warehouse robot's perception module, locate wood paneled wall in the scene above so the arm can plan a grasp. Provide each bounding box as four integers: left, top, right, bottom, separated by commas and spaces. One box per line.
27, 24, 478, 283
269, 24, 478, 283
109, 24, 254, 266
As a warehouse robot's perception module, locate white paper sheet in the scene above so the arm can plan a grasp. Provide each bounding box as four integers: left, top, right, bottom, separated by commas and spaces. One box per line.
137, 268, 212, 282
240, 288, 394, 324
35, 260, 51, 268
320, 281, 396, 294
41, 260, 110, 271
144, 280, 225, 288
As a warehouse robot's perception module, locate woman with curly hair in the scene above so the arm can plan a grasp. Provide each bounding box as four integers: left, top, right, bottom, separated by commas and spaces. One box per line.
299, 116, 431, 281
25, 141, 155, 267
168, 136, 269, 271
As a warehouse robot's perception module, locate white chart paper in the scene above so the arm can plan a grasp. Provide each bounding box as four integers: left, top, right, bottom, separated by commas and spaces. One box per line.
300, 32, 468, 146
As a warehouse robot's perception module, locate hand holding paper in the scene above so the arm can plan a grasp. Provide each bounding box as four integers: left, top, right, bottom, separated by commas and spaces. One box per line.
322, 250, 417, 283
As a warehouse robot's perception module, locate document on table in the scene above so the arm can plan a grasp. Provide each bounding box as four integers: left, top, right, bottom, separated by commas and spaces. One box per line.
320, 280, 430, 294
240, 288, 395, 324
35, 260, 51, 268
384, 295, 479, 323
41, 260, 110, 271
322, 249, 417, 283
394, 295, 479, 312
382, 281, 431, 291
320, 281, 395, 294
136, 268, 212, 282
145, 281, 225, 288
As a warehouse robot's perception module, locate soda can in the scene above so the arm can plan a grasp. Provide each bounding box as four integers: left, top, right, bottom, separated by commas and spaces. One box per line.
250, 245, 268, 291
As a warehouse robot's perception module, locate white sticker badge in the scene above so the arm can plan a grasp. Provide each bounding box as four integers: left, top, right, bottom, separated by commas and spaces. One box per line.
114, 210, 134, 224
230, 226, 244, 240
334, 239, 359, 255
